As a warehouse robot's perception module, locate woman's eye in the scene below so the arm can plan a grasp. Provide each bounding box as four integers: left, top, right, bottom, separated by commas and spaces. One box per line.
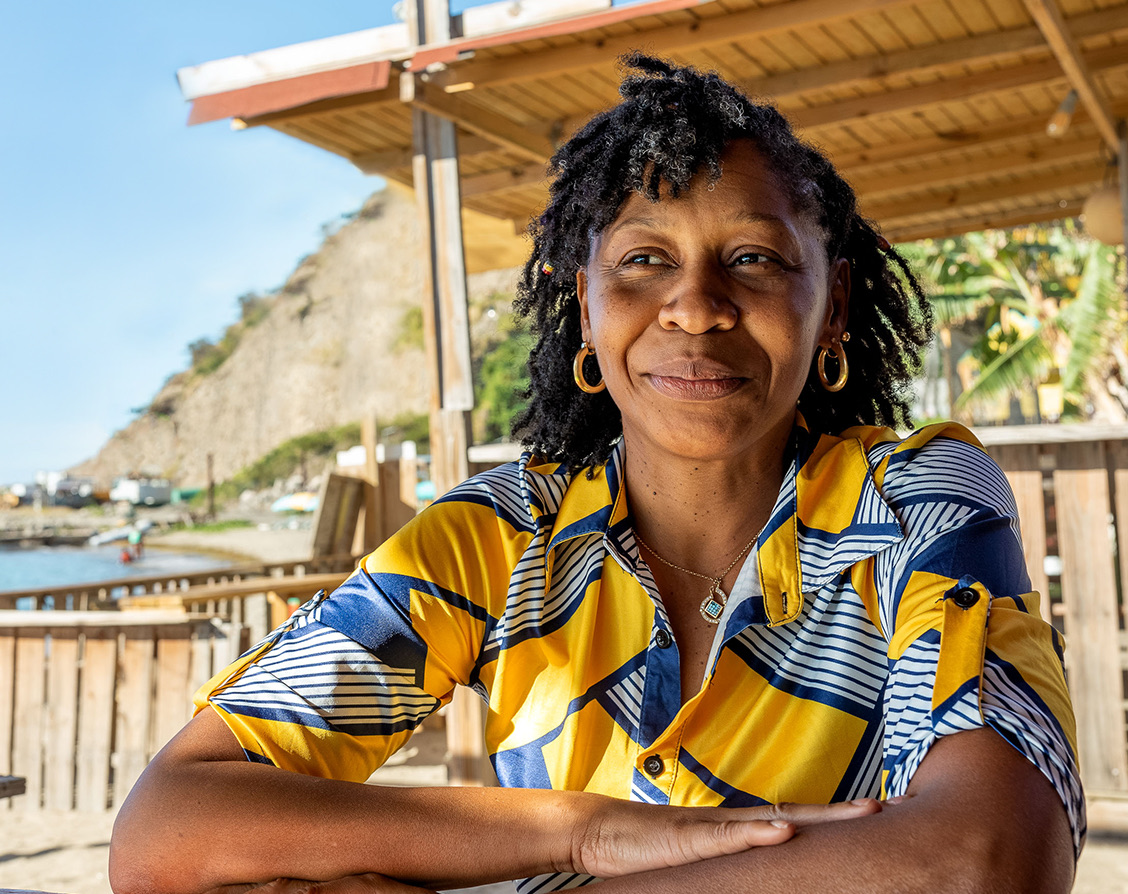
734, 251, 773, 265
625, 253, 664, 265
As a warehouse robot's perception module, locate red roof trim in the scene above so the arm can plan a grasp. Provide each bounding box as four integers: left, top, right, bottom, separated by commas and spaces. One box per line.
411, 0, 705, 69
187, 59, 392, 126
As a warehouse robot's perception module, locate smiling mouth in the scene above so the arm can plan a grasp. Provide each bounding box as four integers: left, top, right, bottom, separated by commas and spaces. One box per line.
646, 374, 747, 401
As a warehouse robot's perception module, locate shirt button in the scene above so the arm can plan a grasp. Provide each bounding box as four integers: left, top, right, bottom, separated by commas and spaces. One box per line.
952, 587, 979, 609
655, 629, 672, 649
643, 755, 664, 777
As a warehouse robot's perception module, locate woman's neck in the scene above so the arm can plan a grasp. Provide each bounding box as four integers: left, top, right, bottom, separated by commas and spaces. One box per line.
621, 432, 791, 574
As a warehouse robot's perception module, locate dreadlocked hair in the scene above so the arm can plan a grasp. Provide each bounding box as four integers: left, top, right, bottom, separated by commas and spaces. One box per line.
511, 53, 931, 472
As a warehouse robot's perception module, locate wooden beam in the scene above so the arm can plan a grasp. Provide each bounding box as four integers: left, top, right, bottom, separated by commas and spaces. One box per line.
429, 0, 919, 91
792, 43, 1128, 132
851, 134, 1100, 198
828, 97, 1128, 170
351, 135, 504, 175
1023, 0, 1121, 151
412, 84, 555, 164
745, 6, 1125, 104
862, 160, 1105, 223
461, 164, 547, 197
884, 199, 1086, 242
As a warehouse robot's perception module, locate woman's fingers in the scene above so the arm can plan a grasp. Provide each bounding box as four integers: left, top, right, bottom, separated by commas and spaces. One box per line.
576, 797, 884, 878
759, 797, 883, 827
202, 874, 437, 894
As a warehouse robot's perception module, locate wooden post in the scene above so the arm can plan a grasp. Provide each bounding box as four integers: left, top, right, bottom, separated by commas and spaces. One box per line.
361, 416, 382, 553
1053, 441, 1128, 793
406, 0, 487, 787
207, 452, 216, 521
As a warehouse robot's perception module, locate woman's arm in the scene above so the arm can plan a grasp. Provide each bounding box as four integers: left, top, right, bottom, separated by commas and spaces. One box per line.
108, 707, 880, 894
597, 726, 1075, 894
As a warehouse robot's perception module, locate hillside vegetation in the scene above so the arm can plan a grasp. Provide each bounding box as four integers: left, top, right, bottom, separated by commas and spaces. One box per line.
71, 185, 523, 490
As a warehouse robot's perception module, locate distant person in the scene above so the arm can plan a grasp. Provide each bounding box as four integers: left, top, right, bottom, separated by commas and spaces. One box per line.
128, 527, 143, 560
111, 55, 1081, 894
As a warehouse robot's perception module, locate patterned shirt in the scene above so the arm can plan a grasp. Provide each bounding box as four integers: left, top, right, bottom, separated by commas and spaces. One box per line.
197, 421, 1084, 890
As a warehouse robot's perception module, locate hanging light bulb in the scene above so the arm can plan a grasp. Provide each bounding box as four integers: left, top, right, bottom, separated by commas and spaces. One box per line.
1046, 90, 1078, 138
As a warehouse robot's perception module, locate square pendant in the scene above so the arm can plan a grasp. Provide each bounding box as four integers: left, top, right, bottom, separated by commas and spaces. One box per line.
702, 598, 724, 620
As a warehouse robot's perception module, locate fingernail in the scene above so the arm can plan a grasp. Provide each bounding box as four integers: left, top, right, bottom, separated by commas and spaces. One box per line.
771, 820, 792, 829
851, 798, 875, 806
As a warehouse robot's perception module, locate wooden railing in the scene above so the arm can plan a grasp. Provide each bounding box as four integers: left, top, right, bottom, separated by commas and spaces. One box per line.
0, 553, 358, 611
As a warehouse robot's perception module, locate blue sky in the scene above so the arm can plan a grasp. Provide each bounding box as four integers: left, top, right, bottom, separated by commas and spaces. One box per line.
0, 2, 435, 484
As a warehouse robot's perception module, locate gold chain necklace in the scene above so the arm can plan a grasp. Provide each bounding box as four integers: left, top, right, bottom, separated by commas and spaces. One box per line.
634, 528, 759, 624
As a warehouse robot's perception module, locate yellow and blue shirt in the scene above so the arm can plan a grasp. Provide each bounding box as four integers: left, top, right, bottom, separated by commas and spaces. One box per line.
198, 421, 1084, 890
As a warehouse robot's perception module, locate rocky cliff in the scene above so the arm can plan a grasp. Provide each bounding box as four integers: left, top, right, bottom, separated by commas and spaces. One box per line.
71, 185, 520, 489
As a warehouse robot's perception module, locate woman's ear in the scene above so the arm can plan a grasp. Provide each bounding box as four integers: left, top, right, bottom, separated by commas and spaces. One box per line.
577, 268, 591, 342
823, 257, 850, 341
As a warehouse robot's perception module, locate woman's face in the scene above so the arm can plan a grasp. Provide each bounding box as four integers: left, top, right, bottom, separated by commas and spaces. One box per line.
577, 140, 849, 465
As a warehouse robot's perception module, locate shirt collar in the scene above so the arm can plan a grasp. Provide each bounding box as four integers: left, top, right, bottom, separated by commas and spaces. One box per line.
524, 418, 904, 627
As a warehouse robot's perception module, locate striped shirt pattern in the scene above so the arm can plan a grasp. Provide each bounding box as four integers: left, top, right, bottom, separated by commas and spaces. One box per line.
198, 421, 1084, 889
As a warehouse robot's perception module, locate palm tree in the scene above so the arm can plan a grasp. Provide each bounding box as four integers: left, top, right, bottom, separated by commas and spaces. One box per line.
907, 223, 1125, 424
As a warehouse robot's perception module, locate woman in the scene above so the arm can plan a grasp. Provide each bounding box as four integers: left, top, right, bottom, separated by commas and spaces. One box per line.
110, 56, 1082, 894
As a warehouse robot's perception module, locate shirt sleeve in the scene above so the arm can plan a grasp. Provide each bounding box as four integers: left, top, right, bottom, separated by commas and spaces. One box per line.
873, 425, 1085, 857
192, 467, 532, 781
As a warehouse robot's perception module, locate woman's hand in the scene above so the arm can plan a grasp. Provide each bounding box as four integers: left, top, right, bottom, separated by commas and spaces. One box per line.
572, 797, 883, 878
203, 873, 437, 894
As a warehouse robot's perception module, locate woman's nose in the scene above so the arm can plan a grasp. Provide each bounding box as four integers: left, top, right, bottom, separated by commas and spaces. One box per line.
656, 265, 739, 333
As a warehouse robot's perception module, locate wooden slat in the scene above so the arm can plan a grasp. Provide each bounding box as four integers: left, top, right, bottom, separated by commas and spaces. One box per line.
1053, 440, 1128, 793
44, 629, 79, 810
11, 629, 46, 810
152, 625, 193, 753
988, 443, 1051, 619
76, 628, 117, 811
113, 626, 155, 808
1109, 441, 1128, 636
0, 633, 14, 777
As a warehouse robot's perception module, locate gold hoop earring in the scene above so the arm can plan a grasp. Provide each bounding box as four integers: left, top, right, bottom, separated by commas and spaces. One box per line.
817, 332, 850, 392
573, 342, 606, 394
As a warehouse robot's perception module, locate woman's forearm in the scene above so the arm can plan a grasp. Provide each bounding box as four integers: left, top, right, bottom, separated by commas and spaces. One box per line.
110, 707, 836, 894
111, 756, 581, 893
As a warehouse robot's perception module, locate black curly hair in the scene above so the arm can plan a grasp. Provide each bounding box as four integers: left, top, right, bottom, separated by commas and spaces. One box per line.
511, 53, 931, 471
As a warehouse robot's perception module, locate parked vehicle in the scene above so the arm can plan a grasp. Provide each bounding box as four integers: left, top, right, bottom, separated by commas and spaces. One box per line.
109, 477, 172, 506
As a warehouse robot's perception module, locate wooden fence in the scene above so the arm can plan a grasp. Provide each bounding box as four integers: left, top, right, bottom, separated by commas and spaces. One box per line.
0, 611, 237, 812
979, 424, 1128, 799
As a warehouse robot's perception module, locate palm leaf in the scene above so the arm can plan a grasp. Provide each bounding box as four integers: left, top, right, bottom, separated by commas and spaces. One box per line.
1062, 244, 1120, 394
954, 330, 1053, 412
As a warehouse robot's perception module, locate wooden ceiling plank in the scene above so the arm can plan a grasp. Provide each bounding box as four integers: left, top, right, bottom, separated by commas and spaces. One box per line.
240, 82, 401, 128
428, 0, 920, 90
791, 42, 1128, 130
411, 85, 555, 163
1022, 0, 1121, 148
862, 159, 1105, 221
734, 7, 1122, 105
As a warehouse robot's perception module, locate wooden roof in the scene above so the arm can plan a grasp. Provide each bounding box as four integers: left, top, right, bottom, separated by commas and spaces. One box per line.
183, 0, 1128, 268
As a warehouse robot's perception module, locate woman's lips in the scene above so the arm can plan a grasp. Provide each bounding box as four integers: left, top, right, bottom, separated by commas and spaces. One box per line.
646, 374, 746, 400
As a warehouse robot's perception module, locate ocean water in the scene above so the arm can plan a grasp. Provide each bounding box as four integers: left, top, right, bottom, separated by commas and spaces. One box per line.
0, 543, 234, 594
